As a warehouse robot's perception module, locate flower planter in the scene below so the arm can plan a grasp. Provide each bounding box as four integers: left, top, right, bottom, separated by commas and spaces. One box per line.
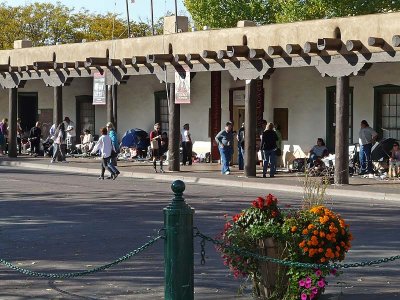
255, 238, 288, 299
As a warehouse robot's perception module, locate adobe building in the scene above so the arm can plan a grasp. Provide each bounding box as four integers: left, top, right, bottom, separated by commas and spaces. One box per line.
1, 12, 400, 184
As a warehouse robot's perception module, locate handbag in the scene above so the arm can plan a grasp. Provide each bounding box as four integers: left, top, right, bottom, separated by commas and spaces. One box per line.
151, 139, 159, 150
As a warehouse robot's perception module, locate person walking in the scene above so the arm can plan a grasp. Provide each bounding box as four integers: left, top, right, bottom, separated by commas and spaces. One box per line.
106, 122, 119, 167
51, 122, 67, 163
91, 127, 120, 180
358, 120, 377, 175
29, 121, 41, 157
63, 117, 76, 152
261, 122, 279, 178
0, 118, 7, 155
16, 118, 23, 155
237, 122, 245, 170
215, 121, 234, 175
149, 123, 164, 173
181, 123, 192, 165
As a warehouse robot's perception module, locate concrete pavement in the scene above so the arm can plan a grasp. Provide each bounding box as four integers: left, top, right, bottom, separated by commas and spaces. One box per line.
1, 155, 400, 201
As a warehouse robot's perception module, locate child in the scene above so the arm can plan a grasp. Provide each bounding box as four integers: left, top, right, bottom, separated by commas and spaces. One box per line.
389, 142, 400, 177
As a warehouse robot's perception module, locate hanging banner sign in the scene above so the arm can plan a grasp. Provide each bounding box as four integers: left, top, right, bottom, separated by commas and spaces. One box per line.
93, 72, 106, 105
175, 70, 191, 104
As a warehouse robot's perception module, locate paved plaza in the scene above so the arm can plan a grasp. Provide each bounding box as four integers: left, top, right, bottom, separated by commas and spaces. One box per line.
0, 158, 399, 299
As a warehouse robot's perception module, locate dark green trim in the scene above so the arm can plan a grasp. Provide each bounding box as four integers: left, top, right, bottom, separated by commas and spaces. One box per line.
154, 90, 167, 125
373, 84, 400, 139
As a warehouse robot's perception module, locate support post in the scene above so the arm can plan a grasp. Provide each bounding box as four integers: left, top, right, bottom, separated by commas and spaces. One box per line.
335, 76, 350, 184
112, 85, 118, 131
107, 85, 113, 124
8, 88, 18, 157
244, 80, 257, 177
164, 180, 194, 300
168, 83, 180, 171
53, 86, 63, 126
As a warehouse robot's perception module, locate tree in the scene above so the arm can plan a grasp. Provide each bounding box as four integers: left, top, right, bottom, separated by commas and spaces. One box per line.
184, 0, 400, 29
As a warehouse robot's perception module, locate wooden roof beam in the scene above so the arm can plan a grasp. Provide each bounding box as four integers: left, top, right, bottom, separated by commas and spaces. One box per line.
75, 61, 86, 68
131, 56, 147, 64
63, 62, 75, 69
286, 44, 302, 55
174, 54, 186, 63
226, 45, 249, 57
33, 61, 54, 70
201, 50, 218, 59
53, 63, 63, 69
392, 35, 400, 47
267, 46, 284, 56
317, 38, 342, 51
304, 42, 320, 54
121, 58, 132, 65
248, 48, 266, 59
0, 64, 10, 72
108, 59, 122, 67
217, 50, 233, 59
146, 54, 174, 64
346, 40, 364, 52
186, 53, 201, 61
85, 57, 108, 67
368, 37, 385, 47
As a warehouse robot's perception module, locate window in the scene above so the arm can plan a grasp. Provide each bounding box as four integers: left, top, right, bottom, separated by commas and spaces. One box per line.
374, 85, 400, 140
154, 91, 169, 133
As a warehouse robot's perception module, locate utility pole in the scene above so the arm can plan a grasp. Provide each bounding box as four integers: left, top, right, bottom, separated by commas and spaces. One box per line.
125, 0, 131, 37
175, 0, 178, 33
151, 0, 155, 35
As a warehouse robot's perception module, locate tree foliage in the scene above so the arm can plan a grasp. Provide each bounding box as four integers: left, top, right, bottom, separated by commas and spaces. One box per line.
0, 1, 164, 49
184, 0, 400, 29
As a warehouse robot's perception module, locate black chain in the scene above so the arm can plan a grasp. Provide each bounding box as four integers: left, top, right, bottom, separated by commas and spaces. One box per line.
194, 230, 400, 270
200, 238, 206, 265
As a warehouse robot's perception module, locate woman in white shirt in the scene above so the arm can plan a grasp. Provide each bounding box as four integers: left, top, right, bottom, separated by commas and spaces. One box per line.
91, 127, 120, 180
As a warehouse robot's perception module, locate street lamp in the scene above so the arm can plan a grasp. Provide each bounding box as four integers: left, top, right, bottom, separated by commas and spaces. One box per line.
125, 0, 131, 37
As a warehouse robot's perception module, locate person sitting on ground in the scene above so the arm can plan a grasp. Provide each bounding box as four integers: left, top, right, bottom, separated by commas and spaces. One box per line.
309, 138, 329, 168
76, 129, 94, 154
389, 142, 400, 177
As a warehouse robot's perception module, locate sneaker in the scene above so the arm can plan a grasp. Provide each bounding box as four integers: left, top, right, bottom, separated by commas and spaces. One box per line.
225, 171, 230, 175
160, 169, 165, 173
50, 160, 55, 163
98, 176, 104, 180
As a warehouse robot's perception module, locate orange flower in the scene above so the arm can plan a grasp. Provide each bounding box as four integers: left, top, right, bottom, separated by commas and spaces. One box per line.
291, 226, 297, 232
302, 229, 309, 235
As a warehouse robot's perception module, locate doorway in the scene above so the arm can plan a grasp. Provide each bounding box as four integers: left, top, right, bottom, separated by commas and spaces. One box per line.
233, 106, 245, 163
76, 96, 95, 138
18, 92, 38, 134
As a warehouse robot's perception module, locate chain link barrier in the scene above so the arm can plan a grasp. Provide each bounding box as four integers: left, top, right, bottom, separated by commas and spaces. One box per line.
0, 235, 163, 279
194, 229, 400, 270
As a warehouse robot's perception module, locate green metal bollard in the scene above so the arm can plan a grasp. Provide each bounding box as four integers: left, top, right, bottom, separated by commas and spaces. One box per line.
164, 180, 195, 300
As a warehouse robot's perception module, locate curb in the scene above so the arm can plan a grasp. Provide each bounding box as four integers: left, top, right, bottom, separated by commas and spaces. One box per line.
1, 160, 399, 201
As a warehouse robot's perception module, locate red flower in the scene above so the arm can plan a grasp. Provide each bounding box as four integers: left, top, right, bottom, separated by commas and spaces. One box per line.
252, 197, 264, 209
232, 213, 242, 223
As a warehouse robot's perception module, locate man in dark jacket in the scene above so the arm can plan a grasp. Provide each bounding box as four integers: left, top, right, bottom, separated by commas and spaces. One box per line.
29, 122, 41, 157
260, 122, 278, 178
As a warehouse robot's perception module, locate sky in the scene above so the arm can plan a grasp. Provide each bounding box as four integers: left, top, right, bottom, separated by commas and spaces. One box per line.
6, 0, 189, 22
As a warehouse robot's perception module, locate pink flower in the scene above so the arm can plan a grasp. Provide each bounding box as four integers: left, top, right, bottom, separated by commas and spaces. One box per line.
299, 279, 306, 287
301, 293, 308, 300
315, 269, 322, 277
312, 287, 319, 294
310, 294, 315, 300
318, 279, 326, 288
306, 277, 312, 284
305, 282, 311, 289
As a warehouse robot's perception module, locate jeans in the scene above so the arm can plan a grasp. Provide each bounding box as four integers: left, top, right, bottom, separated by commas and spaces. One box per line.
101, 157, 119, 177
219, 146, 232, 174
182, 141, 193, 165
263, 149, 276, 177
238, 146, 244, 170
359, 143, 373, 173
52, 143, 66, 162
